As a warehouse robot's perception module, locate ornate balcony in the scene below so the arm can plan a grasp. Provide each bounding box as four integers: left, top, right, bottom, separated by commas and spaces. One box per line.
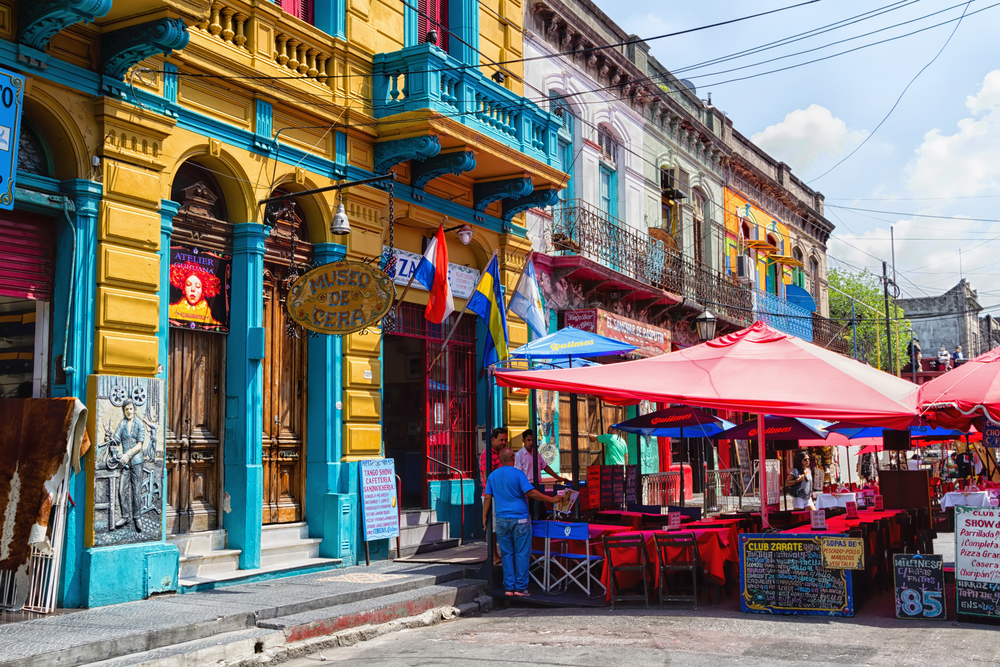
541, 200, 753, 326
372, 44, 561, 168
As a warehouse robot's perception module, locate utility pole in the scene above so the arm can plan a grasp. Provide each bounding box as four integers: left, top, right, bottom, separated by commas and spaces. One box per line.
851, 298, 858, 361
882, 261, 895, 375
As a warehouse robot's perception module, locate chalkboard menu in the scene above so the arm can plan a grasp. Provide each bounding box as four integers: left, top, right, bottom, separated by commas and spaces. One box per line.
600, 466, 614, 510
611, 466, 624, 507
955, 505, 1000, 619
893, 554, 946, 620
625, 465, 639, 505
739, 534, 854, 616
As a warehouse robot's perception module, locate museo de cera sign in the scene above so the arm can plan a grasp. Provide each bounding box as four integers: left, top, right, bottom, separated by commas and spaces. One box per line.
287, 260, 396, 335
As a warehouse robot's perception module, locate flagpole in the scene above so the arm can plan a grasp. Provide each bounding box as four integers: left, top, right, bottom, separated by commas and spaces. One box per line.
505, 250, 533, 316
428, 250, 499, 373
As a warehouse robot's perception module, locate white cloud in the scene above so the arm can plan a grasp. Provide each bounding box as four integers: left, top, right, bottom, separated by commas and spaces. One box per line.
751, 105, 866, 172
907, 70, 1000, 198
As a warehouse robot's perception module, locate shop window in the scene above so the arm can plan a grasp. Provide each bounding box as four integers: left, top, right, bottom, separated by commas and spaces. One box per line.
417, 0, 449, 50
279, 0, 314, 23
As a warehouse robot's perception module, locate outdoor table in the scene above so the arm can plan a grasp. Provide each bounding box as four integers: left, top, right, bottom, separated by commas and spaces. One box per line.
816, 492, 858, 509
941, 491, 991, 509
530, 522, 629, 560
593, 511, 685, 530
598, 527, 737, 602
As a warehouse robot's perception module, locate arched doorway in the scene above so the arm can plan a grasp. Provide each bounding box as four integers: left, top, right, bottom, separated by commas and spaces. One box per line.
261, 188, 313, 524
165, 161, 232, 534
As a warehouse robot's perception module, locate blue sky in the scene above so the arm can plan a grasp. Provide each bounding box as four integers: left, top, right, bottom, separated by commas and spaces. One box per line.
591, 0, 1000, 308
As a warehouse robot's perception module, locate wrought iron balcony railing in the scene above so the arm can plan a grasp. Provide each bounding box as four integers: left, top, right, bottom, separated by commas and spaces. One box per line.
372, 44, 561, 166
541, 200, 753, 325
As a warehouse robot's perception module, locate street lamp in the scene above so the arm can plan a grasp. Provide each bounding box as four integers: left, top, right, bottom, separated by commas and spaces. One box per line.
330, 192, 350, 235
444, 223, 474, 245
695, 309, 717, 342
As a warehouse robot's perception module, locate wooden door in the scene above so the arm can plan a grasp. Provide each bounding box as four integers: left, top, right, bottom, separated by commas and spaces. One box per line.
165, 329, 225, 534
261, 264, 308, 524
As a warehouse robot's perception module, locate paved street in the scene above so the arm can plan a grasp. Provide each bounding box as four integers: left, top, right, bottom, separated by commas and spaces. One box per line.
285, 592, 1000, 667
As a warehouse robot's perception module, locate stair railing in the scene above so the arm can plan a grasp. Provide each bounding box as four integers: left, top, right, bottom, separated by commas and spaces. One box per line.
427, 456, 465, 546
395, 474, 403, 559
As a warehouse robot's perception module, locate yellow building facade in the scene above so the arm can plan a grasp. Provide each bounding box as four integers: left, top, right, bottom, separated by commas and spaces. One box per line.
0, 0, 564, 607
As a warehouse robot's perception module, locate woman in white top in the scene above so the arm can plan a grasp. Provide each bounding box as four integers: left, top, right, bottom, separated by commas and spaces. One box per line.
786, 451, 815, 510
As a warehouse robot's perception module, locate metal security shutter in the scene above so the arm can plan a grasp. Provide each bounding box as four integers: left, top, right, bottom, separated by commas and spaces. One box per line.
0, 211, 56, 301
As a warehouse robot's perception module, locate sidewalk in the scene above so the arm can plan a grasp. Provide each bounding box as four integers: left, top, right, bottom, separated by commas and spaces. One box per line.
0, 558, 486, 667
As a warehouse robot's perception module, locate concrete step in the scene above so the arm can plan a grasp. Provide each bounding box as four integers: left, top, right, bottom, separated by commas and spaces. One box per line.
177, 548, 242, 578
261, 521, 309, 545
2, 562, 476, 667
396, 537, 461, 559
258, 578, 488, 642
260, 537, 322, 567
400, 509, 438, 526
177, 556, 341, 591
398, 521, 450, 548
81, 579, 488, 667
166, 529, 226, 555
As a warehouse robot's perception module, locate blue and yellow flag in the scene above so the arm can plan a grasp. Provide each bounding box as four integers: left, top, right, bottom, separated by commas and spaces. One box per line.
468, 253, 508, 367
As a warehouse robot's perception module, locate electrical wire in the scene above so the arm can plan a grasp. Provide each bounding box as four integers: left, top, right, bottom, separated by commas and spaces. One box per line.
808, 0, 974, 183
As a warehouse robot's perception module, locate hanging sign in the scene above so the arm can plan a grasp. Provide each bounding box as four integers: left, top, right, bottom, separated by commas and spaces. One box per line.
0, 66, 24, 210
168, 243, 232, 333
287, 260, 395, 335
984, 421, 1000, 448
359, 459, 400, 541
820, 536, 864, 570
565, 309, 672, 357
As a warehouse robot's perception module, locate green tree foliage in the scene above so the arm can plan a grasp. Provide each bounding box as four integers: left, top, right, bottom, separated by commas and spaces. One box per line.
828, 268, 912, 374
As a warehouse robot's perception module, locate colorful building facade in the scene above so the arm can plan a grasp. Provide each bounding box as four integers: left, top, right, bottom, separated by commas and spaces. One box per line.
0, 0, 565, 608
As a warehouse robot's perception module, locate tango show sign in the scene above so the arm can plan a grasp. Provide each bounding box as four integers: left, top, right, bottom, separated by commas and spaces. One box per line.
287, 261, 395, 335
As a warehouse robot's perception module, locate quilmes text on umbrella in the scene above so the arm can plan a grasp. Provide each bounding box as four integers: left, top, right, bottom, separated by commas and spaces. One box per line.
747, 426, 795, 437
651, 415, 693, 425
548, 340, 595, 351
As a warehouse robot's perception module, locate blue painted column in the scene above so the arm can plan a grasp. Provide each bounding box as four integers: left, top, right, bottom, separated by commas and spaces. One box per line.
56, 180, 101, 608
156, 200, 179, 382
304, 243, 357, 563
449, 0, 479, 66
225, 223, 267, 570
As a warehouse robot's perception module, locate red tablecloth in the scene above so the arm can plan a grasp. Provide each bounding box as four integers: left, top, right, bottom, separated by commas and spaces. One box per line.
598, 527, 736, 602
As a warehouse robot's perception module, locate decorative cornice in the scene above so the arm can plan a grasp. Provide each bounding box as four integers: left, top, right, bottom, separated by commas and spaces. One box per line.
410, 150, 476, 194
102, 18, 190, 83
473, 177, 533, 220
19, 0, 112, 52
502, 187, 559, 224
373, 135, 441, 174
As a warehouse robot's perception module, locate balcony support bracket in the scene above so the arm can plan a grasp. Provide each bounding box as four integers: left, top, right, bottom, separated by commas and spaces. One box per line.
19, 0, 112, 52
411, 150, 476, 199
473, 176, 532, 221
502, 187, 559, 226
102, 18, 190, 84
374, 135, 442, 175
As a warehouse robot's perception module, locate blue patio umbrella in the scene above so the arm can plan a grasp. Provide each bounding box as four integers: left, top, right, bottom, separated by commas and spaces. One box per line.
613, 406, 735, 439
509, 327, 637, 490
508, 326, 638, 361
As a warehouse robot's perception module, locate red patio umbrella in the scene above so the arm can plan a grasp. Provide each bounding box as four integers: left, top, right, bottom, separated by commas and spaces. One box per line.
495, 322, 919, 427
495, 321, 920, 527
920, 346, 1000, 429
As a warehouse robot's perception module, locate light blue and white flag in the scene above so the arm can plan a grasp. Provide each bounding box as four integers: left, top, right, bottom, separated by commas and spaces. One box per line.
508, 255, 547, 338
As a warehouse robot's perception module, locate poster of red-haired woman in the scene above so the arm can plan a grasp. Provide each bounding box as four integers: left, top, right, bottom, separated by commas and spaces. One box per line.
168, 244, 232, 333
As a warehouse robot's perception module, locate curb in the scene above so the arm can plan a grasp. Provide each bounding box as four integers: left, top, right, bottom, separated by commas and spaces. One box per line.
223, 595, 493, 667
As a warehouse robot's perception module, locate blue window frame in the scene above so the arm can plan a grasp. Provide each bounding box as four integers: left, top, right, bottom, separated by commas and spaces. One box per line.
599, 164, 617, 220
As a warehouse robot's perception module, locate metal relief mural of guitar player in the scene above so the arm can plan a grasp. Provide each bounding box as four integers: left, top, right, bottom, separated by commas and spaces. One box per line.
93, 376, 164, 546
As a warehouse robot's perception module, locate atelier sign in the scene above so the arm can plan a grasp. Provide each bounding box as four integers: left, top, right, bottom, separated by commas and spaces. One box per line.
287, 261, 395, 335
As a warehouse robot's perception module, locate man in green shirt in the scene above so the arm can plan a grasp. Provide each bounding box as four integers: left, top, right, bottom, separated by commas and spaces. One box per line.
593, 432, 627, 465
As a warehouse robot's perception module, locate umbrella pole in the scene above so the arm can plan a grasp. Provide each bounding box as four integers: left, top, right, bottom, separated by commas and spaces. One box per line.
570, 393, 580, 491
758, 413, 769, 529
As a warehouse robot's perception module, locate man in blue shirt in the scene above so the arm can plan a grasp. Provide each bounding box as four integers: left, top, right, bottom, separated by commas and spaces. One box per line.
483, 447, 561, 596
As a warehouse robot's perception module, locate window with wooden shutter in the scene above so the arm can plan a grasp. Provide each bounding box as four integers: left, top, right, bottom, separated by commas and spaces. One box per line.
280, 0, 313, 24
417, 0, 449, 50
597, 125, 618, 167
